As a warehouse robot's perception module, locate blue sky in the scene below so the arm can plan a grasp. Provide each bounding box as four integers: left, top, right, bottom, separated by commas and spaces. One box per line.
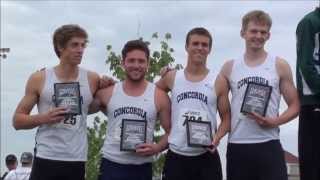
1, 0, 317, 176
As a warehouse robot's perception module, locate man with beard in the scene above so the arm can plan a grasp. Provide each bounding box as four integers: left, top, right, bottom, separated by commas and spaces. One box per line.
90, 40, 171, 180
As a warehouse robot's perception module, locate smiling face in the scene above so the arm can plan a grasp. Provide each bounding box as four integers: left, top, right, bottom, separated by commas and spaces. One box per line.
185, 34, 211, 64
122, 49, 149, 82
241, 21, 270, 51
58, 37, 87, 66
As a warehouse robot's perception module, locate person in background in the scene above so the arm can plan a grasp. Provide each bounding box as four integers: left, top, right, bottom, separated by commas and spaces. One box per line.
1, 154, 18, 180
4, 152, 33, 180
296, 6, 320, 180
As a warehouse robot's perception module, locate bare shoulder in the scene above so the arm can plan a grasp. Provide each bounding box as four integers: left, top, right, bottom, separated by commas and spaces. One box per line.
155, 86, 169, 98
86, 70, 100, 95
275, 56, 292, 77
275, 56, 290, 68
220, 59, 234, 77
29, 69, 45, 82
87, 70, 100, 82
27, 69, 46, 91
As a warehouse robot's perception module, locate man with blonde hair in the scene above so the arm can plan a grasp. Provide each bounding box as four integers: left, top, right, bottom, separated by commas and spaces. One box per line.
219, 10, 299, 180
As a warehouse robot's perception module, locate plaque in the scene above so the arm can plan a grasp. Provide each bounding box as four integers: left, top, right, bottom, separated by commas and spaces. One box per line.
186, 120, 213, 147
120, 119, 147, 151
53, 82, 82, 115
240, 82, 272, 117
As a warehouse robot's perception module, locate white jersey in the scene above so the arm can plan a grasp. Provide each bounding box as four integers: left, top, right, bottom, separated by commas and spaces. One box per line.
169, 70, 218, 156
228, 54, 281, 143
35, 67, 92, 161
4, 167, 31, 180
102, 82, 157, 165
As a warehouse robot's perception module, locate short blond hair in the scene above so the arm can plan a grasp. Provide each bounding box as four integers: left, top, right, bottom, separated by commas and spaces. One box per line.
242, 10, 272, 31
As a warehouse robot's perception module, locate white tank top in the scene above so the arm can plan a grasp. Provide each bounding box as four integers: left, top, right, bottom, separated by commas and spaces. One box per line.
36, 67, 92, 161
102, 82, 157, 165
169, 70, 218, 156
228, 54, 281, 143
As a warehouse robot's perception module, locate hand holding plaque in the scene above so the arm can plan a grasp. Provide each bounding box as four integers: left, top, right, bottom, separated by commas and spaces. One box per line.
120, 119, 147, 151
53, 82, 82, 115
240, 82, 272, 117
186, 120, 213, 147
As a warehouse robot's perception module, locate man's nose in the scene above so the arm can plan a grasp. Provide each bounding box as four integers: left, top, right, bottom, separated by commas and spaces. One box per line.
77, 46, 85, 53
256, 32, 263, 38
195, 44, 204, 50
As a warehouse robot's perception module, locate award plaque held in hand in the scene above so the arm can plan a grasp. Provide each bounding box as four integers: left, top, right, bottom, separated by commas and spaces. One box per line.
120, 119, 147, 151
53, 82, 82, 115
240, 82, 272, 117
186, 120, 213, 147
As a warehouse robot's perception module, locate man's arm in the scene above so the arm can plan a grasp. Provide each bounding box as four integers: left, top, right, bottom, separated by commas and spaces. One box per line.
250, 58, 300, 127
88, 71, 100, 97
89, 86, 114, 114
87, 71, 102, 114
296, 17, 320, 94
136, 87, 171, 156
276, 58, 300, 125
154, 88, 171, 152
155, 70, 176, 93
13, 71, 67, 130
213, 73, 231, 146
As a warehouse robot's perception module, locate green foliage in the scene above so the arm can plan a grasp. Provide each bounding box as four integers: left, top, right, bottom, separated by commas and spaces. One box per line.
152, 152, 166, 177
86, 116, 107, 180
86, 33, 181, 180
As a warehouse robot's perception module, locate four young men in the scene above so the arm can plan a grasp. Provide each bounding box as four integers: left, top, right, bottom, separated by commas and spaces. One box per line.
11, 9, 305, 180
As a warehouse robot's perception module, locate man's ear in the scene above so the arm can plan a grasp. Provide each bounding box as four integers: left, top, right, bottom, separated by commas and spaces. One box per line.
121, 58, 125, 69
266, 31, 271, 41
240, 29, 245, 38
146, 59, 150, 72
57, 44, 64, 54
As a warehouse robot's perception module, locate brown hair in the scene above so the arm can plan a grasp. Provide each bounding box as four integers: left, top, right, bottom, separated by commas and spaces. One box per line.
242, 10, 272, 31
53, 24, 88, 57
121, 40, 150, 60
186, 27, 212, 50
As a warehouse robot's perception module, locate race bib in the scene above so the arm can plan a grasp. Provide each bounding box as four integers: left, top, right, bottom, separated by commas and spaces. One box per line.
178, 108, 208, 131
54, 115, 82, 130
